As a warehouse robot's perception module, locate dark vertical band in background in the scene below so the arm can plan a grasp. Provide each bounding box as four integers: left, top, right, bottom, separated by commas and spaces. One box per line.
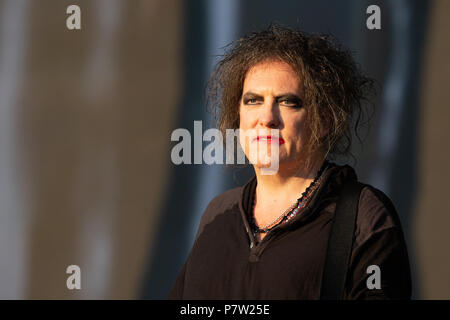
139, 0, 208, 299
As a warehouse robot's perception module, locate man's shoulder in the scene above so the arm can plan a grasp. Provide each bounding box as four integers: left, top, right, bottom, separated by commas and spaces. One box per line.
355, 183, 404, 245
205, 186, 243, 214
194, 186, 243, 242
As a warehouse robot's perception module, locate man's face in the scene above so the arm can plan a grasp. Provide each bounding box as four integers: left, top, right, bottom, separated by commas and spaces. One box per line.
238, 60, 310, 171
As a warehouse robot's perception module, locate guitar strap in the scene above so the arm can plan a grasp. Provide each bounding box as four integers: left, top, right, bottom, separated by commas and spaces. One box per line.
320, 179, 364, 300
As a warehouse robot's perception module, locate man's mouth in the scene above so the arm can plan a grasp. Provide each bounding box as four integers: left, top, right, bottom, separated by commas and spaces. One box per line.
253, 136, 285, 145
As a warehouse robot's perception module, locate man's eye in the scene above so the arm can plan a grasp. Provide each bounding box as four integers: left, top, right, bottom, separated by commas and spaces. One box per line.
280, 99, 294, 105
280, 99, 301, 107
245, 98, 259, 105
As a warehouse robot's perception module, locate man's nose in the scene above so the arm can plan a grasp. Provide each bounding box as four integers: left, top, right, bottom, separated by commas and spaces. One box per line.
258, 100, 280, 128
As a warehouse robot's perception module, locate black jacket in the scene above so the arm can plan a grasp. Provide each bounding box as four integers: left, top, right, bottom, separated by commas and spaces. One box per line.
169, 163, 412, 299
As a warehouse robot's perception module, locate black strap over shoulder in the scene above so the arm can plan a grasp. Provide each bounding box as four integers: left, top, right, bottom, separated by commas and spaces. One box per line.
320, 178, 364, 300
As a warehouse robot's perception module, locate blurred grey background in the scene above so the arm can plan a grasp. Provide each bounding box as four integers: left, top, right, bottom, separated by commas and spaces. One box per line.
0, 0, 448, 299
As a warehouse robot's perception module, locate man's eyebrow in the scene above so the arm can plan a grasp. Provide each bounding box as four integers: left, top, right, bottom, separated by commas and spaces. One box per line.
242, 92, 263, 99
275, 93, 302, 101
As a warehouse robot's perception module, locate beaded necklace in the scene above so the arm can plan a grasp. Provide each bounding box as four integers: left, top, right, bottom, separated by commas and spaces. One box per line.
250, 161, 329, 237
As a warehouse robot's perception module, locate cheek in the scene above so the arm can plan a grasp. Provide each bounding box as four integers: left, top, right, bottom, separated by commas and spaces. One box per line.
286, 118, 304, 134
284, 117, 308, 146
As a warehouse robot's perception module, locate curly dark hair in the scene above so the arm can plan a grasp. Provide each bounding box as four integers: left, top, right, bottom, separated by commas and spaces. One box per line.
207, 23, 375, 166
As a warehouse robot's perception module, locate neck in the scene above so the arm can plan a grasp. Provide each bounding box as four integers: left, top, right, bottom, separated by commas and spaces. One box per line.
254, 157, 326, 204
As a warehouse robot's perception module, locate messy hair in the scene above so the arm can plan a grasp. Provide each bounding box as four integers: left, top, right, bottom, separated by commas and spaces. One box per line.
207, 23, 375, 166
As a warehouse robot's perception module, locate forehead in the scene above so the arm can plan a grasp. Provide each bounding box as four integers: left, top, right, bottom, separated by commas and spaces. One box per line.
242, 60, 303, 94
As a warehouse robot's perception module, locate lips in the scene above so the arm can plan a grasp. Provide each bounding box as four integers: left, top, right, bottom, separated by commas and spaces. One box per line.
254, 136, 285, 144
